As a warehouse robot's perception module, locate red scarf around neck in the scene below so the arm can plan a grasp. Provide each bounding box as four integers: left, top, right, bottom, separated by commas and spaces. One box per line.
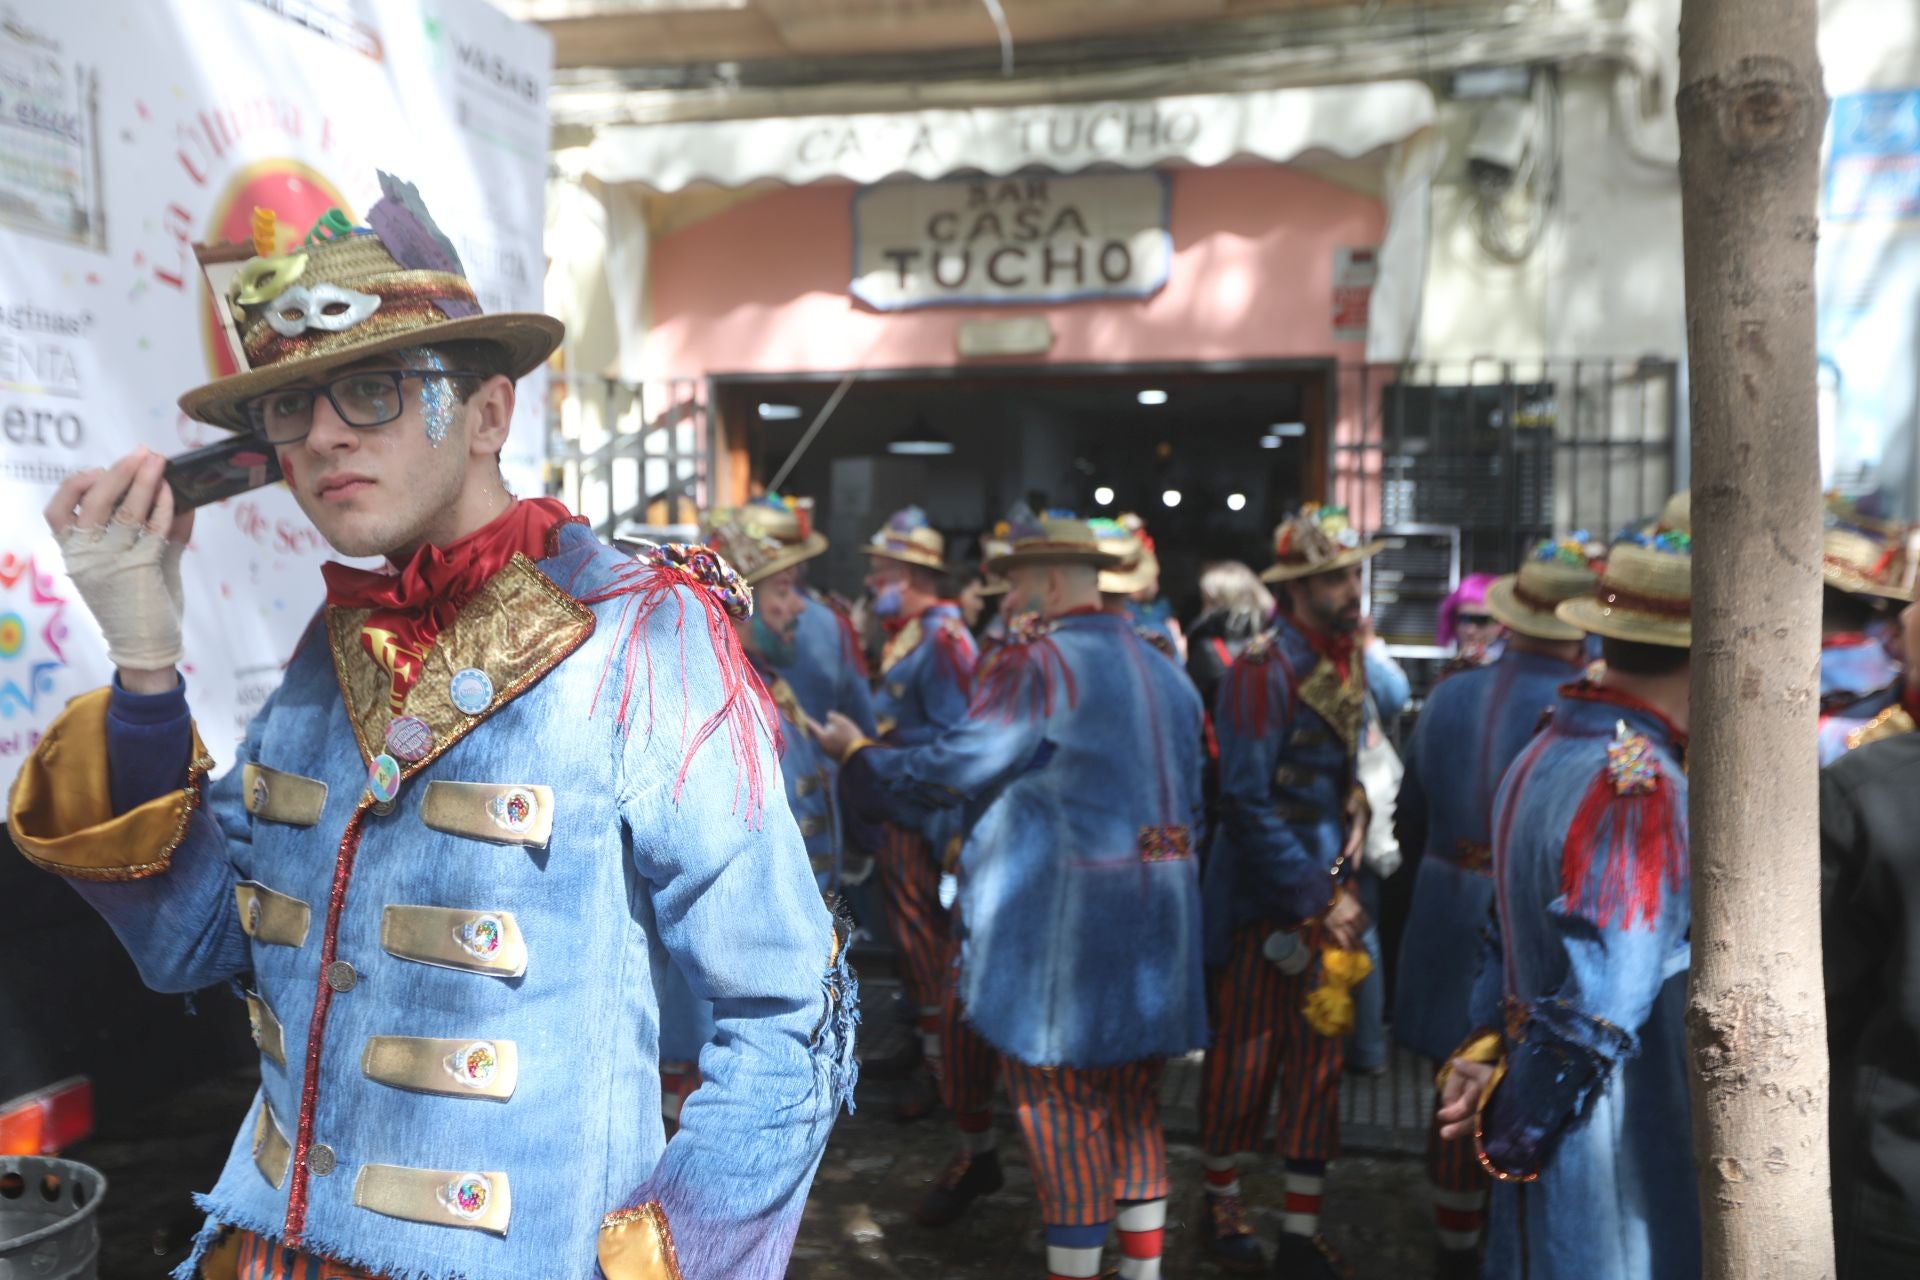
1295, 617, 1358, 680
320, 496, 576, 709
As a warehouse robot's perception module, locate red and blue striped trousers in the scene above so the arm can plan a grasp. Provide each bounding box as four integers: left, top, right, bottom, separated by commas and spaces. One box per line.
876, 820, 951, 1011
1002, 1058, 1168, 1227
1198, 921, 1344, 1162
199, 1229, 384, 1280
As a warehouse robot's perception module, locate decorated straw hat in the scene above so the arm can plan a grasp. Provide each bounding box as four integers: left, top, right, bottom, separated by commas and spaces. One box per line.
1260, 504, 1384, 584
1091, 513, 1162, 595
703, 494, 828, 586
180, 172, 563, 432
1824, 494, 1914, 601
1485, 533, 1604, 642
984, 510, 1125, 575
865, 506, 949, 573
975, 534, 1014, 597
1658, 490, 1691, 535
1556, 530, 1692, 648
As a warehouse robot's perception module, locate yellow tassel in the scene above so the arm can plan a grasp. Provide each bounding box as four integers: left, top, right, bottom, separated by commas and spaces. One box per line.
251, 207, 277, 258
1321, 946, 1374, 987
1302, 946, 1375, 1038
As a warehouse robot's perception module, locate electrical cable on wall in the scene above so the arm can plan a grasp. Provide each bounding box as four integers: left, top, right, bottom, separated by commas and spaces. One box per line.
980, 0, 1014, 76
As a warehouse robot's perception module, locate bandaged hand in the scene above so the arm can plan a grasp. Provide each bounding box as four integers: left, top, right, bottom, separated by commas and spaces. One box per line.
46, 449, 194, 677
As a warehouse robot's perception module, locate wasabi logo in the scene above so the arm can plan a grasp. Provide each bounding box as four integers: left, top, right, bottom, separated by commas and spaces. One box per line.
0, 552, 68, 718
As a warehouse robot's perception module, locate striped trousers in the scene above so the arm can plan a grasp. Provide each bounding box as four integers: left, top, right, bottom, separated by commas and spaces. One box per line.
198, 1229, 383, 1280
876, 820, 951, 1011
942, 915, 1000, 1117
1002, 1059, 1168, 1228
1198, 921, 1344, 1162
1427, 1073, 1489, 1194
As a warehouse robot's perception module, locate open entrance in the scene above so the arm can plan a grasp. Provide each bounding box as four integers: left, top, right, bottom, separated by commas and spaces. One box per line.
714, 360, 1335, 612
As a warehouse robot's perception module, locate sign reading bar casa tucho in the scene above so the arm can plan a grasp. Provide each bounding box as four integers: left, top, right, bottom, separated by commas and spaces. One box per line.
852, 173, 1172, 311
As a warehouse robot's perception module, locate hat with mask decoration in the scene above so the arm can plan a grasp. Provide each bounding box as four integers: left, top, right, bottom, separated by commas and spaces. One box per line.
1260, 504, 1383, 584
865, 506, 949, 573
704, 495, 828, 587
179, 172, 564, 432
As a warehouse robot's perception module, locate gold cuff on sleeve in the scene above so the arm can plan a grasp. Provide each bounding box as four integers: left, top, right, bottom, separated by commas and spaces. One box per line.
838, 736, 876, 765
599, 1202, 684, 1280
7, 687, 214, 881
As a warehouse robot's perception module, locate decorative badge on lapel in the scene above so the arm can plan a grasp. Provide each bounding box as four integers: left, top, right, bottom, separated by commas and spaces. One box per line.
420, 782, 555, 849
386, 715, 435, 763
442, 1173, 493, 1221
368, 753, 402, 806
450, 668, 494, 716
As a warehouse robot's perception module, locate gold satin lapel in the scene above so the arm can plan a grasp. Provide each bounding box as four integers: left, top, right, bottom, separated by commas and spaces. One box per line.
242, 763, 328, 827
361, 1035, 519, 1100
878, 617, 923, 677
419, 782, 555, 849
1296, 658, 1367, 756
328, 554, 595, 775
599, 1202, 685, 1280
353, 1164, 512, 1235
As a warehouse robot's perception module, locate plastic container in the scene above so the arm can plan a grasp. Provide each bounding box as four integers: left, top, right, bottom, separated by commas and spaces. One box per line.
0, 1157, 105, 1280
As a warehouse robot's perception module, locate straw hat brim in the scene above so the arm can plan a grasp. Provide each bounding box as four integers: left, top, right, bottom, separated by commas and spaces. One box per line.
1484, 574, 1587, 642
1100, 557, 1159, 595
1260, 542, 1384, 584
864, 545, 950, 573
1823, 562, 1915, 603
985, 546, 1126, 575
741, 533, 829, 586
1555, 596, 1691, 649
180, 312, 567, 432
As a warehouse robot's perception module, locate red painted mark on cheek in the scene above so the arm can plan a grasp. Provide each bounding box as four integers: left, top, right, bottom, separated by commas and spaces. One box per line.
277, 449, 301, 489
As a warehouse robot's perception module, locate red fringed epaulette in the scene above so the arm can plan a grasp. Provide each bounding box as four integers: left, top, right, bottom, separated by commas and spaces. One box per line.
933, 614, 979, 694
969, 624, 1076, 723
1223, 632, 1294, 738
573, 542, 779, 820
1559, 720, 1685, 930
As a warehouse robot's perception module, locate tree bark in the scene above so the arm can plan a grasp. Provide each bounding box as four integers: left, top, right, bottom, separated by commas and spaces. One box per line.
1677, 0, 1834, 1276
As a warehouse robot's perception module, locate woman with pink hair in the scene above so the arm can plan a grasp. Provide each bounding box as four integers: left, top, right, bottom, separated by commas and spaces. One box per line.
1437, 572, 1506, 664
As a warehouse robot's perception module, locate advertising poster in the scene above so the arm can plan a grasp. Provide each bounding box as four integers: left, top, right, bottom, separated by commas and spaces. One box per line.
0, 0, 550, 789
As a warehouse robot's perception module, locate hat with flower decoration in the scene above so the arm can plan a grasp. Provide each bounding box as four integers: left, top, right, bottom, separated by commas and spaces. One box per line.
179, 172, 564, 432
703, 494, 828, 587
865, 505, 950, 573
1823, 493, 1914, 602
985, 508, 1125, 575
1557, 528, 1692, 648
1091, 513, 1162, 595
1259, 504, 1383, 584
1485, 533, 1606, 641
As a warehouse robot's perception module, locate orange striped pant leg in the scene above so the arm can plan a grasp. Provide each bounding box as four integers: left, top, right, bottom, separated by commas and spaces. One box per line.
224, 1230, 384, 1280
1273, 923, 1346, 1164
1004, 1060, 1118, 1228
1198, 924, 1290, 1156
943, 997, 1000, 1119
876, 821, 950, 1011
1111, 1059, 1170, 1204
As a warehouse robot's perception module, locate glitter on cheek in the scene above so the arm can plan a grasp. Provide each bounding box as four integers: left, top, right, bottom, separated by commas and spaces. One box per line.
420, 375, 455, 447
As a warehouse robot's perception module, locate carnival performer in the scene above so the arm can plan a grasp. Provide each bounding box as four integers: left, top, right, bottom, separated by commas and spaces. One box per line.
1094, 513, 1183, 659
818, 512, 1207, 1280
1392, 534, 1597, 1276
1437, 529, 1698, 1280
10, 177, 851, 1280
1196, 504, 1380, 1278
1817, 497, 1914, 761
862, 506, 979, 1116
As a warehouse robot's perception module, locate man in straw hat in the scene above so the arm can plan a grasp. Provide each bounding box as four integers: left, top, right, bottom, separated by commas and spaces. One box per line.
1196, 503, 1381, 1277
1817, 496, 1915, 762
860, 504, 980, 1116
818, 511, 1206, 1280
1437, 523, 1698, 1279
1092, 513, 1184, 660
1392, 534, 1598, 1277
13, 177, 850, 1280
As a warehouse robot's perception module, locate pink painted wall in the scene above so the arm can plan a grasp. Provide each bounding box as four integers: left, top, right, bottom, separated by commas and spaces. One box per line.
644, 164, 1387, 377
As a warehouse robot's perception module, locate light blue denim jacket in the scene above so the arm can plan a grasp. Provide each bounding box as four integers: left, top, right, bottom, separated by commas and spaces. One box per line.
29, 525, 852, 1280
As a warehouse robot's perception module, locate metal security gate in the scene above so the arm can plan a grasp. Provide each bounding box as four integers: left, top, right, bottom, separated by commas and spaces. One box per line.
544, 373, 711, 538
1330, 357, 1683, 580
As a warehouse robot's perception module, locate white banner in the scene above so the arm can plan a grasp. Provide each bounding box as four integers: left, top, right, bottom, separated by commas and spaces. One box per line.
0, 0, 550, 791
852, 173, 1171, 311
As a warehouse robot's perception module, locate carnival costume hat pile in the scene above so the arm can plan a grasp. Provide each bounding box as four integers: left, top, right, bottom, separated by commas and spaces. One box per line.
180, 172, 563, 431
1558, 528, 1692, 648
1259, 504, 1383, 584
1484, 535, 1604, 642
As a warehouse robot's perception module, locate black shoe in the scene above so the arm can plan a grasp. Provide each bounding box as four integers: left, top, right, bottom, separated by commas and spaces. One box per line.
1271, 1231, 1353, 1279
913, 1149, 1004, 1227
1434, 1245, 1482, 1280
1196, 1192, 1267, 1274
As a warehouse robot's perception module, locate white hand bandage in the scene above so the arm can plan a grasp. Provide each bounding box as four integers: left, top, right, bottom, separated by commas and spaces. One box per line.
56, 521, 187, 671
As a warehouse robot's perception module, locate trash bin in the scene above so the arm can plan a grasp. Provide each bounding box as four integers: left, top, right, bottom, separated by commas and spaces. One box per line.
0, 1157, 104, 1280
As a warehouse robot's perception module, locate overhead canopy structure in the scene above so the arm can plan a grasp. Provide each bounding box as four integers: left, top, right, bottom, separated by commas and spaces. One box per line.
582, 80, 1437, 192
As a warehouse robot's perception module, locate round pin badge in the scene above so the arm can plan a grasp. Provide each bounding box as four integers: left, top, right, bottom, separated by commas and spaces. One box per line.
449, 668, 494, 716
385, 715, 434, 763
367, 752, 402, 806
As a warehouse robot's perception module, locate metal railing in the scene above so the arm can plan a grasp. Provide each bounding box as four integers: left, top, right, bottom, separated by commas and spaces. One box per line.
544, 373, 711, 538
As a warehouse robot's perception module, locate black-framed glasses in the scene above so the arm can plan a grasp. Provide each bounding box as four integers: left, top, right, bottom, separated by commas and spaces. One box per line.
242, 368, 482, 445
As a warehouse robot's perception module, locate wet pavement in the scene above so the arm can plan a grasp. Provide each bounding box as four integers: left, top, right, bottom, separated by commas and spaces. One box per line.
62, 975, 1444, 1277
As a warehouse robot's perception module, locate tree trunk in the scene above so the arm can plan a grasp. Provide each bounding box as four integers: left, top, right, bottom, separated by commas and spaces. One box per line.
1677, 0, 1834, 1276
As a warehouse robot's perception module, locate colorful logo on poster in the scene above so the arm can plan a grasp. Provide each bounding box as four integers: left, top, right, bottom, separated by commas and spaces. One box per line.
198, 160, 353, 380
0, 553, 69, 718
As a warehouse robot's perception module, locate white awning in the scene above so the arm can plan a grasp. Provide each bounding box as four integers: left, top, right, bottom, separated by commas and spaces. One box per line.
583, 80, 1436, 192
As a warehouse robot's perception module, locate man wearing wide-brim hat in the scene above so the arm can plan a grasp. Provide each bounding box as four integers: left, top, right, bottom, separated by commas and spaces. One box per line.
1438, 527, 1700, 1279
1093, 513, 1184, 659
1196, 502, 1382, 1277
14, 176, 848, 1280
1817, 497, 1916, 762
818, 513, 1207, 1280
1392, 534, 1597, 1277
858, 504, 979, 1119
